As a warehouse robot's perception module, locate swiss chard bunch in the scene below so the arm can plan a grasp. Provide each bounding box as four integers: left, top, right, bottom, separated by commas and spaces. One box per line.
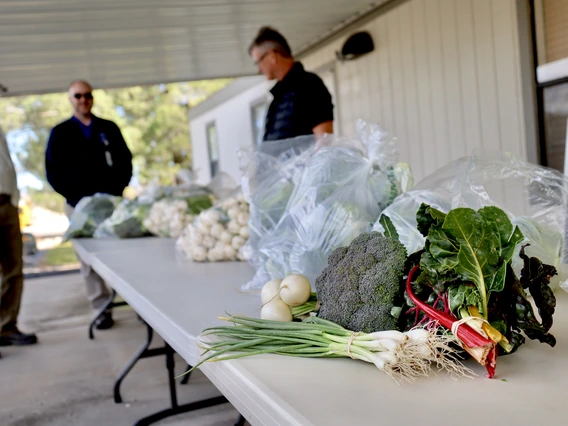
401, 203, 557, 377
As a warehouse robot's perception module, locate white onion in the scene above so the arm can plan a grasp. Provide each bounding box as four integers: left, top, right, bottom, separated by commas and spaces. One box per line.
261, 298, 293, 322
261, 279, 283, 305
279, 274, 311, 307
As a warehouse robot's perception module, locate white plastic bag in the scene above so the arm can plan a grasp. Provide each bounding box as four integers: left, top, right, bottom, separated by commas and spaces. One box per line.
94, 200, 152, 239
241, 120, 412, 291
372, 151, 568, 289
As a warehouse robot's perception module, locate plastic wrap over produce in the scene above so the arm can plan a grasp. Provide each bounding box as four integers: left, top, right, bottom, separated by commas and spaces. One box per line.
241, 120, 413, 291
372, 151, 568, 289
176, 189, 250, 262
94, 200, 152, 239
64, 193, 121, 239
239, 134, 316, 253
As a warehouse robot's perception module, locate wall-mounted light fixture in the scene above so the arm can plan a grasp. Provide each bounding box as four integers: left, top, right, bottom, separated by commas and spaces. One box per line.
336, 31, 375, 62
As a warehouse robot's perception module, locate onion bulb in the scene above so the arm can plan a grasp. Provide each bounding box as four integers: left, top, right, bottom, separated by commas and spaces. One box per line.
261, 279, 283, 305
279, 274, 311, 307
260, 298, 293, 322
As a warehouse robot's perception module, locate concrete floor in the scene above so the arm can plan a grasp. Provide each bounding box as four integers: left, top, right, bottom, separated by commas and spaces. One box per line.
1, 273, 245, 426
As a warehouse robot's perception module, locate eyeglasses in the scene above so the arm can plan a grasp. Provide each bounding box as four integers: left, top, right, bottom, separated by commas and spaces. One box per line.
254, 50, 272, 67
73, 92, 93, 100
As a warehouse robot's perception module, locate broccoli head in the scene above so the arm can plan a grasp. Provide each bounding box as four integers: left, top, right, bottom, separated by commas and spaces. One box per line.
314, 232, 407, 333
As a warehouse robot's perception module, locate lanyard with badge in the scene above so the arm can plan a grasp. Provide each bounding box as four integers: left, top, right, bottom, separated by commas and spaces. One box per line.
99, 132, 114, 167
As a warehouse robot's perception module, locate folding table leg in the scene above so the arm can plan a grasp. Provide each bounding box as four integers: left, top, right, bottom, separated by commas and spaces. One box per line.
234, 414, 247, 426
133, 343, 228, 426
114, 322, 166, 403
89, 289, 128, 340
180, 364, 192, 385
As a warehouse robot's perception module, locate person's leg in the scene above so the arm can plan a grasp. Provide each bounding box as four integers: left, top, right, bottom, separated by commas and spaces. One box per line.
79, 259, 111, 310
0, 202, 37, 345
65, 204, 113, 329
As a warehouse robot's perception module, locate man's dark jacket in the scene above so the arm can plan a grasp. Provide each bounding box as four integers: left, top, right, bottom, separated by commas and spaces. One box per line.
45, 115, 132, 207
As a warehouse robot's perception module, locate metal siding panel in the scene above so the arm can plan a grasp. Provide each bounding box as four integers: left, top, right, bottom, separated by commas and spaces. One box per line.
349, 61, 364, 125
338, 63, 355, 137
492, 0, 523, 158
411, 0, 437, 178
368, 22, 383, 127
399, 2, 424, 180
425, 0, 451, 171
455, 0, 482, 156
387, 8, 409, 150
472, 0, 502, 151
377, 12, 395, 136
360, 50, 374, 123
440, 0, 467, 160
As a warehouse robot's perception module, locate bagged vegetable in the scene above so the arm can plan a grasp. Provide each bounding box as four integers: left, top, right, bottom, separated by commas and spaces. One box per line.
373, 151, 568, 288
143, 194, 213, 238
242, 120, 413, 291
94, 200, 152, 239
176, 191, 250, 262
64, 193, 121, 239
176, 191, 249, 262
239, 134, 315, 248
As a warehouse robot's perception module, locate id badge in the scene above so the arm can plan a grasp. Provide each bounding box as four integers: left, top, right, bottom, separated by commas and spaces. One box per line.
100, 133, 114, 167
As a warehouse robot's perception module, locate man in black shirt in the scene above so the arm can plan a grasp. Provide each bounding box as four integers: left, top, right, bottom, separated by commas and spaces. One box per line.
249, 27, 334, 142
45, 80, 133, 330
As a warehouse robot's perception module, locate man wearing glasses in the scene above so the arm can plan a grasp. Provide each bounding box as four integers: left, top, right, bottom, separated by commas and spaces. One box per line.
45, 80, 132, 330
249, 27, 334, 142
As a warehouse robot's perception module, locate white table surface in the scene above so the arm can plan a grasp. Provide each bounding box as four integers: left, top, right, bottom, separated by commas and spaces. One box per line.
75, 238, 568, 426
72, 237, 171, 265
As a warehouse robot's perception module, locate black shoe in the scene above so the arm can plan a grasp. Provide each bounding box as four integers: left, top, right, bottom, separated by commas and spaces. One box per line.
95, 311, 114, 330
0, 329, 38, 346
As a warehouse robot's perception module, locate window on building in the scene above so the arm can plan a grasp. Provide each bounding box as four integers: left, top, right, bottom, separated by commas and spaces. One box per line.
251, 101, 268, 146
206, 122, 219, 178
543, 82, 568, 173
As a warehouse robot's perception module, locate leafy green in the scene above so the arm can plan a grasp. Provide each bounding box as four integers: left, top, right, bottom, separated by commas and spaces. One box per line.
378, 214, 399, 240
418, 205, 523, 317
518, 246, 557, 334
414, 203, 557, 354
185, 194, 214, 215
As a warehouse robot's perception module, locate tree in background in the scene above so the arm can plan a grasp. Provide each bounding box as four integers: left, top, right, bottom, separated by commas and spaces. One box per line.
0, 79, 230, 189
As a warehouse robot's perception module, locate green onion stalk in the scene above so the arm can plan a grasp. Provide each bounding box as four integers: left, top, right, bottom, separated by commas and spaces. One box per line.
186, 315, 473, 383
291, 293, 319, 319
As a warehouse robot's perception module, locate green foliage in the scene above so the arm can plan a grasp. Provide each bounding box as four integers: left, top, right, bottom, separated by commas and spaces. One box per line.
43, 242, 78, 267
0, 79, 231, 187
417, 204, 524, 317
28, 189, 66, 214
415, 203, 557, 353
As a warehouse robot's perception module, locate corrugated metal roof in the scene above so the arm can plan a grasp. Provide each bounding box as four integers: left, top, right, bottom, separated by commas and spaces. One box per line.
0, 0, 384, 96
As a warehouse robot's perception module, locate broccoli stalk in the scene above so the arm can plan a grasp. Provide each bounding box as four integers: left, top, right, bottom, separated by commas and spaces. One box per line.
314, 232, 408, 333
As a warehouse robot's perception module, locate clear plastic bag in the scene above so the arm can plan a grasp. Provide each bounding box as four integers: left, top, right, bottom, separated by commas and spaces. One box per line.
372, 151, 568, 289
239, 135, 316, 245
176, 190, 250, 262
64, 193, 121, 239
241, 120, 413, 291
94, 200, 152, 239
